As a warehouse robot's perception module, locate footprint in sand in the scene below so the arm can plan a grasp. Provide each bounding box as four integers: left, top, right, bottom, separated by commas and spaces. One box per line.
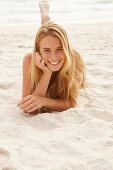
0, 147, 16, 170
103, 139, 113, 148
0, 147, 10, 168
87, 158, 112, 169
2, 167, 17, 170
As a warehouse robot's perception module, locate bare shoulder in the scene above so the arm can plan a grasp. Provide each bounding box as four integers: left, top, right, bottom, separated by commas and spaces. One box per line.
23, 52, 32, 65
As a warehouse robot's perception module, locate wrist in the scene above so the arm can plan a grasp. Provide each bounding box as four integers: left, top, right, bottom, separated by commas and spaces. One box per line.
42, 96, 48, 108
43, 70, 52, 77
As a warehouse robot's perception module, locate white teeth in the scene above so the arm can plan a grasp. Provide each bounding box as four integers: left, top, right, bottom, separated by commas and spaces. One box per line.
49, 61, 59, 65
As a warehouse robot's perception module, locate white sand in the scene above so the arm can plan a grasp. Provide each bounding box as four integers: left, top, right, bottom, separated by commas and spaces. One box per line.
0, 23, 113, 170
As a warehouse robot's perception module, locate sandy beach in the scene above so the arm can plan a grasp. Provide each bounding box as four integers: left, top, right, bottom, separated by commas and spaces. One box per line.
0, 23, 113, 170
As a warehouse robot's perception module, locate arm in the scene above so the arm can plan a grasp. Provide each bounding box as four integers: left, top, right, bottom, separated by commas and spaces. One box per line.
19, 54, 74, 113
32, 71, 52, 97
22, 53, 52, 98
21, 53, 52, 113
43, 97, 75, 112
18, 95, 75, 113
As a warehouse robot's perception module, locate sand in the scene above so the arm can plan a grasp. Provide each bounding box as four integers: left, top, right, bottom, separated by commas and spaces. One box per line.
0, 23, 113, 170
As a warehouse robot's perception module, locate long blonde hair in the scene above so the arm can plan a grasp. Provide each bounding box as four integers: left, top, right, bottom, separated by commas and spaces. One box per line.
30, 22, 86, 107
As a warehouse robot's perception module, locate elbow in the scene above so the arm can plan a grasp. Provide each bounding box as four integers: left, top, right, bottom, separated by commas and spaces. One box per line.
65, 101, 76, 111
69, 101, 76, 109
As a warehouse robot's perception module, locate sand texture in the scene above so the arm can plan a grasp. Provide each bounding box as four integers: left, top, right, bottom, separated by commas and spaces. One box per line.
0, 23, 113, 170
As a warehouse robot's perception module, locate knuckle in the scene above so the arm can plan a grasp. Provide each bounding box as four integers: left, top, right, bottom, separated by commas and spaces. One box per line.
32, 98, 35, 102
29, 109, 33, 113
23, 109, 27, 113
36, 103, 39, 108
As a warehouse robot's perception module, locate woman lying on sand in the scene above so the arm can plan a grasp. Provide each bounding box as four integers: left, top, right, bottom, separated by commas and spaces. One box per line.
17, 0, 86, 114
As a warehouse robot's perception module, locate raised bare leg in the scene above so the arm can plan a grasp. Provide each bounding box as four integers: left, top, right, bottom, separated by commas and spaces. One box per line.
39, 0, 50, 25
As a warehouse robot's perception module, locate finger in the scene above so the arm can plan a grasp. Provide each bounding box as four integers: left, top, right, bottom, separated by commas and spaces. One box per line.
35, 52, 42, 66
19, 99, 33, 110
38, 53, 43, 63
40, 59, 49, 71
17, 95, 32, 107
23, 109, 37, 114
22, 103, 35, 112
36, 52, 42, 60
41, 60, 50, 70
23, 110, 28, 113
40, 58, 44, 66
17, 95, 31, 107
36, 51, 40, 56
27, 106, 38, 113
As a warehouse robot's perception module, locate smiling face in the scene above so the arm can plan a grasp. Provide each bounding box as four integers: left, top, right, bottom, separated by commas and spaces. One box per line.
39, 35, 65, 72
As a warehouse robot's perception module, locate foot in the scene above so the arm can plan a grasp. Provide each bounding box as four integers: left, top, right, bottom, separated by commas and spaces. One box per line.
39, 0, 50, 25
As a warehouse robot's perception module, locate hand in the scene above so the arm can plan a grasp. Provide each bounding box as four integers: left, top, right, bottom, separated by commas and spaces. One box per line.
17, 95, 44, 113
34, 52, 52, 73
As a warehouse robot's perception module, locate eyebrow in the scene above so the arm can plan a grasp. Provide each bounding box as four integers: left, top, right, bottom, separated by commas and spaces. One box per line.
43, 46, 63, 49
43, 48, 50, 49
57, 46, 63, 49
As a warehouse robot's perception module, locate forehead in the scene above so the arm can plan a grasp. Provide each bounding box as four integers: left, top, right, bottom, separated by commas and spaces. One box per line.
39, 35, 62, 48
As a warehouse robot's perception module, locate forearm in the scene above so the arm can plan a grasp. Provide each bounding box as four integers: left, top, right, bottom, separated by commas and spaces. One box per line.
32, 72, 52, 97
43, 97, 75, 112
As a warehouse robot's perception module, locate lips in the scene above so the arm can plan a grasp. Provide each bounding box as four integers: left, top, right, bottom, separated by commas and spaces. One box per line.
48, 60, 61, 65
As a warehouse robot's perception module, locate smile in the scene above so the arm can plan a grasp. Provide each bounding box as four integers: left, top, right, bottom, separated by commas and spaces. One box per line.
48, 60, 61, 65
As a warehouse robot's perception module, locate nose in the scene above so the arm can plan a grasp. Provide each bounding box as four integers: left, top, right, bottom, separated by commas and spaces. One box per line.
50, 52, 58, 61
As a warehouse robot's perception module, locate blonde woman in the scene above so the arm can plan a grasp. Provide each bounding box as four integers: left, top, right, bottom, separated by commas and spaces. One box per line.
17, 0, 86, 114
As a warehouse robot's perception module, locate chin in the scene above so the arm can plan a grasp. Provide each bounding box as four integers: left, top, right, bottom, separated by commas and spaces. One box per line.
52, 69, 60, 72
47, 62, 63, 72
49, 67, 61, 72
48, 64, 63, 72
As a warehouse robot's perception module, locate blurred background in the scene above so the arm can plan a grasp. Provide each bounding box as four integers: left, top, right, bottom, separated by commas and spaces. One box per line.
0, 0, 113, 26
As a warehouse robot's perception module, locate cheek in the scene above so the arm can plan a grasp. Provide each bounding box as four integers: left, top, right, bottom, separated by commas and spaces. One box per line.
41, 53, 49, 61
62, 54, 66, 61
